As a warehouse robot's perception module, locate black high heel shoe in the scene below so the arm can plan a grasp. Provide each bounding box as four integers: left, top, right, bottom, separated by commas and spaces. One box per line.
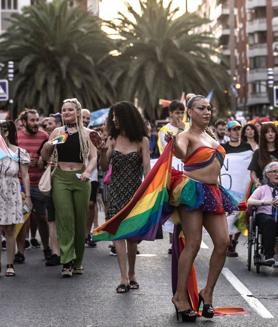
198, 292, 214, 318
172, 300, 197, 323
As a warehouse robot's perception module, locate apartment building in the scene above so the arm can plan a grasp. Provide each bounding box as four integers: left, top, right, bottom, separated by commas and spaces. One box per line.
0, 0, 100, 35
0, 0, 29, 34
246, 0, 278, 115
198, 0, 278, 116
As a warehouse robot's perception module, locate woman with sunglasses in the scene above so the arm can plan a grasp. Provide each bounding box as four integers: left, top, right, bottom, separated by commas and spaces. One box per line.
0, 121, 31, 277
170, 95, 236, 322
247, 161, 278, 266
248, 123, 278, 188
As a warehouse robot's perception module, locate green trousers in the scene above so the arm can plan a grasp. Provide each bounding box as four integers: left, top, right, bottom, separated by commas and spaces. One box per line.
52, 168, 90, 267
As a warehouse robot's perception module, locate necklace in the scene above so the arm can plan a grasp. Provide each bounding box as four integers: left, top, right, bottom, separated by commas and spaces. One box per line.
65, 124, 77, 135
65, 123, 77, 128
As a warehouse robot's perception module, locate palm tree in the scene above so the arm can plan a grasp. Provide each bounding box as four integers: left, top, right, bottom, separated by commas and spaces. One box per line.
107, 0, 230, 120
0, 0, 114, 116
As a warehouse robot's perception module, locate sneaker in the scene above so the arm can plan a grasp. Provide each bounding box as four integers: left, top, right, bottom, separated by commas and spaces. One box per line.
61, 263, 73, 278
109, 246, 117, 256
24, 239, 31, 250
1, 239, 6, 251
73, 266, 84, 275
87, 239, 97, 248
273, 260, 278, 268
262, 256, 275, 266
30, 238, 41, 248
14, 252, 25, 264
85, 235, 97, 248
226, 250, 239, 257
45, 254, 60, 266
43, 247, 52, 261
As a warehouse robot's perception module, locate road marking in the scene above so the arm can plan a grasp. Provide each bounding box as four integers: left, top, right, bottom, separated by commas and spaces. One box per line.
222, 267, 274, 319
136, 254, 157, 257
201, 240, 209, 249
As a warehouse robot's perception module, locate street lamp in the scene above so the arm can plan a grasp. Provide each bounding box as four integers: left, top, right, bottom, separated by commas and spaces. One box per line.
7, 61, 14, 118
267, 67, 274, 115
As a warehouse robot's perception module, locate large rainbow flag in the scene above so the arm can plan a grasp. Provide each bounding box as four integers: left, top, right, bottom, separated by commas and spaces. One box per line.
92, 140, 173, 241
92, 139, 246, 317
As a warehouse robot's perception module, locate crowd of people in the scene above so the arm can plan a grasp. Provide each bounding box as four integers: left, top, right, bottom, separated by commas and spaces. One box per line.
1, 95, 278, 323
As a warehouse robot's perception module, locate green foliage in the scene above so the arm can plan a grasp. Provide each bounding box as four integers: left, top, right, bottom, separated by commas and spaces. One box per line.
0, 0, 114, 115
107, 0, 230, 119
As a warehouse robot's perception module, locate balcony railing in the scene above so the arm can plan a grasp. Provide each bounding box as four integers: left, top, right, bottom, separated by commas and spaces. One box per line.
247, 18, 267, 34
247, 0, 266, 9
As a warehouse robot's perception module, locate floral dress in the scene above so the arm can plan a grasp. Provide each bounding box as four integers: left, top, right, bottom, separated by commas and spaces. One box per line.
0, 147, 30, 225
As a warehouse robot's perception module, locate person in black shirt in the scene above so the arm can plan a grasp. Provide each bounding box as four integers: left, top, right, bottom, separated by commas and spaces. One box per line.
248, 123, 278, 188
223, 121, 252, 257
223, 121, 252, 154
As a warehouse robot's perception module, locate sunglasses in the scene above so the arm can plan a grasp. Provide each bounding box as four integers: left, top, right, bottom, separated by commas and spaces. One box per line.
231, 127, 241, 131
267, 170, 278, 174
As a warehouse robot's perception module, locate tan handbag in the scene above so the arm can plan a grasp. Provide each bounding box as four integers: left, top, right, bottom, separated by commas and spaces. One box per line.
38, 164, 52, 196
38, 148, 57, 196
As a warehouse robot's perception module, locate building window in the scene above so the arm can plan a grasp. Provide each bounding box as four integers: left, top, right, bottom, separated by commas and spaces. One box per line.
250, 81, 267, 94
250, 56, 267, 69
1, 0, 18, 9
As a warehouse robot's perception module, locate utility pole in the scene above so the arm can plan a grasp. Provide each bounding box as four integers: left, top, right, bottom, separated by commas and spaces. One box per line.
229, 0, 237, 112
185, 0, 188, 13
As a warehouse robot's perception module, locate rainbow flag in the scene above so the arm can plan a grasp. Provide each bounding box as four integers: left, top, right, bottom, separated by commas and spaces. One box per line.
50, 133, 68, 145
0, 134, 18, 161
92, 141, 173, 241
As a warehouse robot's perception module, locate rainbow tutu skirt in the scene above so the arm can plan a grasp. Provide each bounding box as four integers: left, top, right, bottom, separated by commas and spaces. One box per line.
169, 169, 237, 215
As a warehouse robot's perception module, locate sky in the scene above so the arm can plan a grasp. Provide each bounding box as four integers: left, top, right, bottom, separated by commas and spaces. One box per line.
99, 0, 202, 20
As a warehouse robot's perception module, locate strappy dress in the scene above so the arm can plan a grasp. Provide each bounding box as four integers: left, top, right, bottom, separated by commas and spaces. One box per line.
107, 150, 143, 219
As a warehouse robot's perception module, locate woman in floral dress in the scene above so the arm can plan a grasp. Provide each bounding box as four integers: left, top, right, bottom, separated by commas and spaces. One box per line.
0, 121, 31, 277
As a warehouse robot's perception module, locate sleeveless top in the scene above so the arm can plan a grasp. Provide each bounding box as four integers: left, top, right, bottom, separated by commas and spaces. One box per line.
183, 145, 225, 171
107, 150, 143, 219
57, 132, 83, 163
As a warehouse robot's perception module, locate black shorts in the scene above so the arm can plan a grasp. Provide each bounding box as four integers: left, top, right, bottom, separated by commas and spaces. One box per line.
90, 181, 99, 202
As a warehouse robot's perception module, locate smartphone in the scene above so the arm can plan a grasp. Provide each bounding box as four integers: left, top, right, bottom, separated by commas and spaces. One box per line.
23, 203, 31, 215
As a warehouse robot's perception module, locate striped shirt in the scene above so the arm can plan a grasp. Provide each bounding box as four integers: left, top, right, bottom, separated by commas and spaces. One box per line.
17, 130, 48, 186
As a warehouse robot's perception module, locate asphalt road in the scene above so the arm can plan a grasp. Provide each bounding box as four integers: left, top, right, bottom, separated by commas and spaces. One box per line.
0, 215, 277, 327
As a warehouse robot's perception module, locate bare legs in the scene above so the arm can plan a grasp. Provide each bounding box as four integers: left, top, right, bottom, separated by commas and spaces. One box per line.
173, 209, 229, 311
202, 214, 230, 304
172, 209, 203, 311
0, 225, 16, 265
48, 222, 60, 256
114, 239, 137, 286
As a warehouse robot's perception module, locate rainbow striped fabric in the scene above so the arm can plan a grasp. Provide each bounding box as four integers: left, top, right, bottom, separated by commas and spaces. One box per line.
92, 141, 173, 241
0, 134, 18, 161
50, 133, 68, 145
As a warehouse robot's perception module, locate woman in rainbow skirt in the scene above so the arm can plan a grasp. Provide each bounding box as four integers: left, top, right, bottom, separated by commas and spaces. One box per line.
170, 94, 237, 322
